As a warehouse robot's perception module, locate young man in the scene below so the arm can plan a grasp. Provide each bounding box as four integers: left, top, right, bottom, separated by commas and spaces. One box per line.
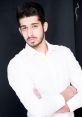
7, 1, 82, 117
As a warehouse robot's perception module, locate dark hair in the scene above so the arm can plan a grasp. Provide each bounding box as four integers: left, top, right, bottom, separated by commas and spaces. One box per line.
16, 1, 46, 25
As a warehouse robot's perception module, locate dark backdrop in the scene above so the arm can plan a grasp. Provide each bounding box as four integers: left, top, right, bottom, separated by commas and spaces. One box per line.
0, 0, 82, 117
74, 0, 82, 116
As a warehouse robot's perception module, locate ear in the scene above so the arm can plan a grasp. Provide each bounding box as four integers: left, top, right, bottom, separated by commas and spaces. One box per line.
43, 22, 48, 32
19, 27, 22, 34
19, 27, 23, 37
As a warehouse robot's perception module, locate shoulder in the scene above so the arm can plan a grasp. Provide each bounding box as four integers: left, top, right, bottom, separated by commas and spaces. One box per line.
57, 45, 73, 55
49, 43, 76, 61
50, 43, 73, 55
8, 48, 26, 69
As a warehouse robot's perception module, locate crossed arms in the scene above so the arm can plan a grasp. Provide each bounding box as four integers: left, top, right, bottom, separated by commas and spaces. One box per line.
33, 85, 77, 113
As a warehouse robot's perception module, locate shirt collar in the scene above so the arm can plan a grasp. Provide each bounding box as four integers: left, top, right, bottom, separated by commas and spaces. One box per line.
25, 40, 55, 56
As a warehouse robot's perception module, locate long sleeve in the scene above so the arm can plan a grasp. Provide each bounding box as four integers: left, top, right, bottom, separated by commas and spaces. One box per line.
7, 59, 65, 117
64, 48, 82, 111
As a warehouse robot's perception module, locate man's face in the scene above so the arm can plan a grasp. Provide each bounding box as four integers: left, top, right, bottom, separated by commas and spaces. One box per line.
19, 16, 48, 48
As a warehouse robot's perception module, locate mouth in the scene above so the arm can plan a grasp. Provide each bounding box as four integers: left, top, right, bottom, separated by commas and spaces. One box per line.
27, 37, 36, 42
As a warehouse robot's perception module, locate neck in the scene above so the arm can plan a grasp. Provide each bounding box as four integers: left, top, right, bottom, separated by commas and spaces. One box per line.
34, 40, 48, 54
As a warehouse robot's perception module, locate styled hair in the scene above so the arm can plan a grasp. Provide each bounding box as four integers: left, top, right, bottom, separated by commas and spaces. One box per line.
16, 1, 46, 25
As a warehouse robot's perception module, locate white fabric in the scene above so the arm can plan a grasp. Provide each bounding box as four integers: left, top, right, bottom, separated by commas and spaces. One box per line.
7, 41, 82, 117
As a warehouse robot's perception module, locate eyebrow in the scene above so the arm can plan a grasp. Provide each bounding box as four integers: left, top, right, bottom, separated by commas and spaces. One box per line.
20, 23, 39, 28
20, 25, 26, 27
31, 23, 39, 25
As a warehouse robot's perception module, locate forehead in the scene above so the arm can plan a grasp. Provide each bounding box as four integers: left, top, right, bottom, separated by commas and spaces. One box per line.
19, 16, 40, 26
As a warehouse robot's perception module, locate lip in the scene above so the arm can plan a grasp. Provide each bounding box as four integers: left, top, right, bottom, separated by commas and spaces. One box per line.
27, 37, 35, 42
28, 37, 34, 40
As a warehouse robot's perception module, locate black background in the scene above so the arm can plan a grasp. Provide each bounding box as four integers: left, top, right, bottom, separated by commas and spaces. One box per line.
0, 0, 82, 116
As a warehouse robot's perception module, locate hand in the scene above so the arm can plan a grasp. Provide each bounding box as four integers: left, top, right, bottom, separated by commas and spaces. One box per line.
61, 85, 77, 102
33, 88, 42, 99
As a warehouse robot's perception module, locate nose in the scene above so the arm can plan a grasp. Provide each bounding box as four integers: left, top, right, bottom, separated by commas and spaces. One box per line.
28, 27, 33, 37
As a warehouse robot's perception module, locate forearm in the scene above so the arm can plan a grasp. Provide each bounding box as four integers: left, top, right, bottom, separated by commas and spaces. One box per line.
56, 85, 77, 113
67, 91, 82, 112
58, 91, 82, 113
60, 86, 77, 102
56, 103, 70, 113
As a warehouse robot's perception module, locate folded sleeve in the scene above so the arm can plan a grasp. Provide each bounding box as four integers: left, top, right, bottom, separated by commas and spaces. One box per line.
64, 47, 82, 111
7, 59, 65, 117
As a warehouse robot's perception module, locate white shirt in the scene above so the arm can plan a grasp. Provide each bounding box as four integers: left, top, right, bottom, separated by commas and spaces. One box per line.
7, 41, 82, 117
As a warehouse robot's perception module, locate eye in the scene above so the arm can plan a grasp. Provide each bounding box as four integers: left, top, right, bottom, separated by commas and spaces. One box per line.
20, 26, 28, 31
32, 25, 38, 28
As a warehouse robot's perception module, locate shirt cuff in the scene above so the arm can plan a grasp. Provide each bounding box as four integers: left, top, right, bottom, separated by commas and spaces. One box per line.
67, 94, 81, 112
52, 94, 66, 111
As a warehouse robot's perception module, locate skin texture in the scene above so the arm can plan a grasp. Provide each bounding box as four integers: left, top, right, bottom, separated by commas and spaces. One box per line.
19, 16, 48, 54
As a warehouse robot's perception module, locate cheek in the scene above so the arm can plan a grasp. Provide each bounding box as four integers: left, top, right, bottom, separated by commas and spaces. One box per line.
34, 28, 44, 37
22, 32, 28, 39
